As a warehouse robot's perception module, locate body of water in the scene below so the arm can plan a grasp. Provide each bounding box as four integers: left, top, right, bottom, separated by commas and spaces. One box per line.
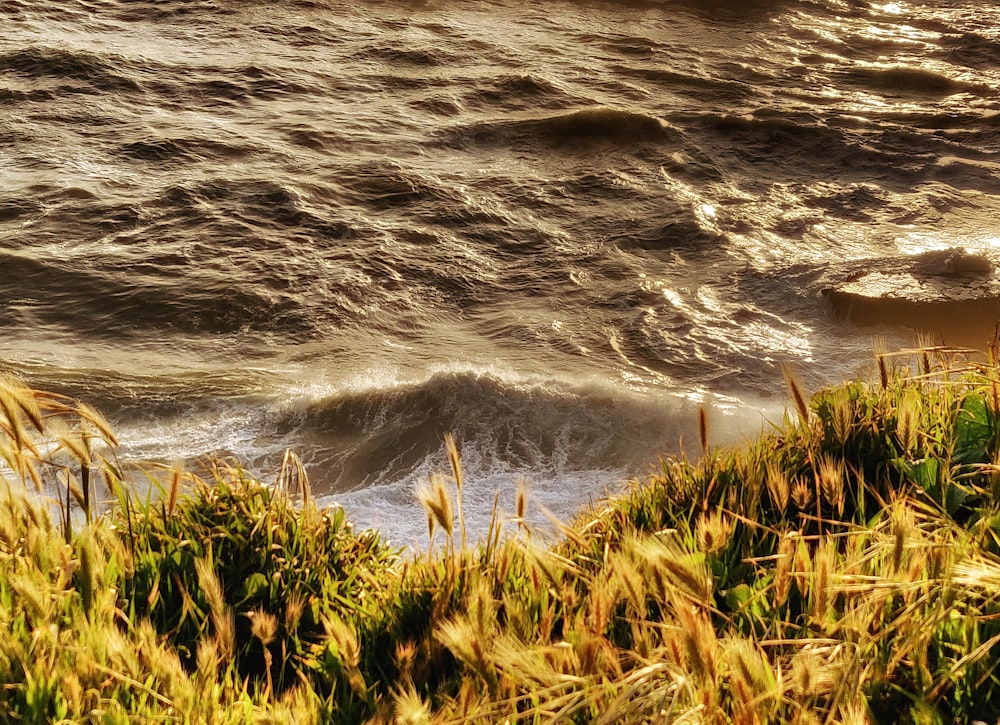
2, 0, 998, 544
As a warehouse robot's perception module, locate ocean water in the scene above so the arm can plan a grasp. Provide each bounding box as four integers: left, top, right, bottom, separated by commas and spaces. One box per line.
2, 0, 998, 546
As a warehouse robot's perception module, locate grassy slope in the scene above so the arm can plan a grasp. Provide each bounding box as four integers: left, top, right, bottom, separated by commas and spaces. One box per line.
1, 349, 1000, 723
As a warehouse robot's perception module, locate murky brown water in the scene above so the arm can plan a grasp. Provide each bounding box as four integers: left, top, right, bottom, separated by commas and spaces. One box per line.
2, 0, 998, 543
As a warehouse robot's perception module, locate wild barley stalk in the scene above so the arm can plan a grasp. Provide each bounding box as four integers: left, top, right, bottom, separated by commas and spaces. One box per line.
249, 608, 278, 698
774, 532, 795, 608
416, 473, 454, 556
817, 455, 845, 516
830, 389, 853, 445
393, 684, 433, 725
791, 478, 813, 513
195, 557, 235, 662
698, 405, 708, 455
514, 478, 528, 536
445, 433, 466, 553
696, 508, 732, 556
896, 388, 922, 456
782, 364, 825, 534
766, 460, 790, 513
167, 465, 181, 518
783, 364, 810, 426
277, 449, 311, 508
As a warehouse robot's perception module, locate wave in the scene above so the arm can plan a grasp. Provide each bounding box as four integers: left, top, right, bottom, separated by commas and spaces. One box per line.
681, 110, 985, 189
335, 159, 462, 212
271, 370, 701, 491
108, 0, 234, 22
941, 31, 1000, 69
589, 0, 801, 20
0, 85, 59, 103
460, 74, 578, 111
116, 136, 252, 164
436, 108, 681, 151
685, 111, 884, 183
613, 65, 754, 105
0, 198, 43, 224
20, 364, 709, 497
606, 216, 726, 252
0, 249, 319, 338
841, 65, 988, 97
140, 178, 359, 248
357, 43, 456, 68
195, 65, 325, 102
0, 46, 141, 93
799, 182, 886, 222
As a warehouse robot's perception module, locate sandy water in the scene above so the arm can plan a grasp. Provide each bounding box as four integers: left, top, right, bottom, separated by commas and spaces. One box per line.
2, 0, 998, 544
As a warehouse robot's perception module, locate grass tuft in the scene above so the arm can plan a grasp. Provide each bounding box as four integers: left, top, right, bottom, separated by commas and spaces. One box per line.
1, 350, 1000, 721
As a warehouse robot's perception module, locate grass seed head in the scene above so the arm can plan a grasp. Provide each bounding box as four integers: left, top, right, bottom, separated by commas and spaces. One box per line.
432, 473, 454, 536
284, 591, 306, 633
791, 478, 813, 512
167, 464, 183, 518
817, 455, 845, 515
783, 364, 810, 424
195, 557, 225, 619
793, 537, 812, 597
811, 539, 835, 625
696, 508, 733, 556
830, 389, 853, 445
196, 638, 220, 682
875, 341, 889, 390
416, 474, 455, 543
724, 638, 775, 701
515, 477, 528, 524
677, 601, 718, 683
393, 684, 433, 725
277, 449, 311, 506
325, 616, 361, 669
195, 557, 235, 660
699, 405, 709, 454
444, 433, 466, 550
774, 533, 796, 607
436, 615, 492, 684
791, 647, 838, 703
465, 576, 498, 638
632, 535, 714, 608
394, 641, 418, 682
587, 577, 616, 634
766, 461, 790, 513
895, 388, 922, 455
890, 505, 912, 574
249, 608, 278, 646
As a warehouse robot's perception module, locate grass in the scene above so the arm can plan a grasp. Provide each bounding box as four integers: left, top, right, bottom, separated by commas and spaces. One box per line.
1, 347, 1000, 722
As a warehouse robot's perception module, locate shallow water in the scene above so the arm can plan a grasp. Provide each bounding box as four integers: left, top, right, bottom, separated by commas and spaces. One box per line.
2, 0, 998, 545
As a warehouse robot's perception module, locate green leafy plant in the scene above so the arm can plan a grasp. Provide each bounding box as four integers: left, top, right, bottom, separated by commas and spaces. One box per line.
2, 349, 1000, 722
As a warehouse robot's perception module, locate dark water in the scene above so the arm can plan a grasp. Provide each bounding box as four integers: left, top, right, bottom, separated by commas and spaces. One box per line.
2, 0, 998, 544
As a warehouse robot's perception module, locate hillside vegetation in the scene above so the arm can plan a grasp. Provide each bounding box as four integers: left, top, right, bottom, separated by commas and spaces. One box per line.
1, 348, 999, 723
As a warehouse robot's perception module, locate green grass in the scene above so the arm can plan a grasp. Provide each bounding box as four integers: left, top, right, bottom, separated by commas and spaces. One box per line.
1, 347, 1000, 723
